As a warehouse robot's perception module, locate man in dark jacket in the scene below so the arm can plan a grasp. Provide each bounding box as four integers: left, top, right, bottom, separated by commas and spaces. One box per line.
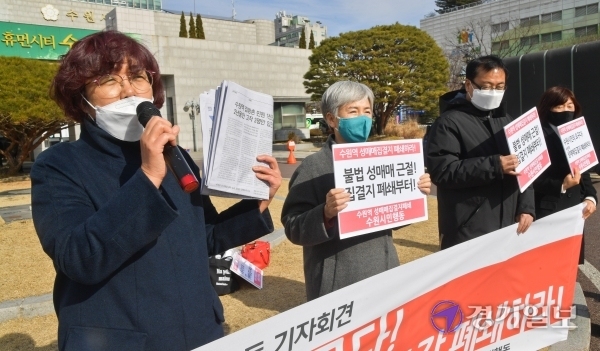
426, 55, 535, 250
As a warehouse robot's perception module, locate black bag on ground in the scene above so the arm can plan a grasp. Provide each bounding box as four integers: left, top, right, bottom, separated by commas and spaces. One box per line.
208, 255, 239, 295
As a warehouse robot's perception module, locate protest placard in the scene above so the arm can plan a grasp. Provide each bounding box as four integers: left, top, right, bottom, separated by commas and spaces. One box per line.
196, 205, 584, 351
504, 107, 551, 192
230, 252, 263, 289
332, 139, 427, 239
557, 116, 598, 174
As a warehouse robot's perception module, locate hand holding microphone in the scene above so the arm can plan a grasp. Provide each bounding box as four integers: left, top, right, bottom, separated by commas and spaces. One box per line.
137, 101, 199, 193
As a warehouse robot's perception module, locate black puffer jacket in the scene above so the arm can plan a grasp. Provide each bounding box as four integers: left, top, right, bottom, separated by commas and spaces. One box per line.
426, 90, 535, 249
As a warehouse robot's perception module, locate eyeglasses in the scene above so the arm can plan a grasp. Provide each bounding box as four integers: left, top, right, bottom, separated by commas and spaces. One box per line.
87, 71, 154, 98
471, 81, 506, 91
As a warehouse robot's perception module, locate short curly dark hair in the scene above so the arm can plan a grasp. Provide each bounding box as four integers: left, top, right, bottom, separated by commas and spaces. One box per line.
51, 30, 164, 122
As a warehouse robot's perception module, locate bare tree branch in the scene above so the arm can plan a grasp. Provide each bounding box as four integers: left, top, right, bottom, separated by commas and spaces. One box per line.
442, 16, 540, 89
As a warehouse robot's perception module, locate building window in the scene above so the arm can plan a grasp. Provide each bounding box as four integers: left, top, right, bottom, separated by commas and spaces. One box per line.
491, 21, 509, 33
520, 15, 539, 27
575, 4, 599, 17
275, 103, 306, 129
575, 24, 598, 37
492, 40, 509, 52
541, 31, 562, 42
541, 11, 562, 23
520, 34, 540, 46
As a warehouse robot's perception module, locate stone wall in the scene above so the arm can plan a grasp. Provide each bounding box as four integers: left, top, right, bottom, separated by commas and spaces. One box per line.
1, 0, 271, 45
246, 19, 276, 45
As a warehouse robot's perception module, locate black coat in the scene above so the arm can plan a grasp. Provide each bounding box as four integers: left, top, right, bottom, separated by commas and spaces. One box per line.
533, 122, 597, 264
31, 118, 274, 351
426, 90, 535, 249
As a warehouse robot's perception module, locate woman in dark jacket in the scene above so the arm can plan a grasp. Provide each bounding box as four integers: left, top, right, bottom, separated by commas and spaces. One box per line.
533, 86, 596, 264
31, 31, 281, 351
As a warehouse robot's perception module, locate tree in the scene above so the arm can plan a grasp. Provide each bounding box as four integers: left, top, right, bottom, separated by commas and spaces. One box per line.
446, 48, 468, 91
179, 12, 187, 38
443, 17, 541, 89
188, 12, 196, 39
0, 57, 68, 175
308, 30, 315, 49
196, 14, 205, 39
304, 23, 449, 134
435, 0, 479, 14
299, 29, 307, 49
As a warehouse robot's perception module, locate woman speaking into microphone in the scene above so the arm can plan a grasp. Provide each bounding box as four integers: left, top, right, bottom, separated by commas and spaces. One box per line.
31, 30, 281, 351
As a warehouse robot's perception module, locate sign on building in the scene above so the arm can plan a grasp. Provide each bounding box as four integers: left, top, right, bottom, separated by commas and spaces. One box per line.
0, 21, 97, 60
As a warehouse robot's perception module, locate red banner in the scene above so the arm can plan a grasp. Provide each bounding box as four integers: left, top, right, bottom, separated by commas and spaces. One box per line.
197, 205, 585, 351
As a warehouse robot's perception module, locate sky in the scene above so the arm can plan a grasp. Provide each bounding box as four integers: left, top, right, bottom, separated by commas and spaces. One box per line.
160, 0, 438, 36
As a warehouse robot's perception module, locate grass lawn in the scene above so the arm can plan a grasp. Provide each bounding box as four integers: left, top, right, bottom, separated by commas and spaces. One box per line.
0, 177, 441, 350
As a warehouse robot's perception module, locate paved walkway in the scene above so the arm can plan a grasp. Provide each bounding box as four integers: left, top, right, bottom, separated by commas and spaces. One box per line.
0, 188, 31, 224
0, 204, 31, 224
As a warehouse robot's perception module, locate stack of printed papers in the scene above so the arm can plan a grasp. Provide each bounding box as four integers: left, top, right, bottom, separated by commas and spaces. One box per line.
199, 81, 274, 200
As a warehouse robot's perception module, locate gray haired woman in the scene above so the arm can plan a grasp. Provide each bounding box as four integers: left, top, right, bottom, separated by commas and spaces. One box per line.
281, 81, 431, 301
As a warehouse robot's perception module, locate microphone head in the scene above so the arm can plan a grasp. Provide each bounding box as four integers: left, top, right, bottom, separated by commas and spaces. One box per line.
137, 101, 161, 127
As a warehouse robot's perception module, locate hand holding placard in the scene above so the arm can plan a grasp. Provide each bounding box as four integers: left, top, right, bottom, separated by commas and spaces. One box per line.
562, 167, 581, 190
324, 188, 350, 222
499, 154, 520, 175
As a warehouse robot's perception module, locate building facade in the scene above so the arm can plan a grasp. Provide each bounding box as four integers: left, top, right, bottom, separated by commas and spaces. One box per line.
420, 0, 600, 56
273, 11, 327, 48
0, 0, 312, 157
71, 0, 162, 11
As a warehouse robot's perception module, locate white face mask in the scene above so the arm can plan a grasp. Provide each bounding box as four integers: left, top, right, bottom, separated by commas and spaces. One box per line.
469, 89, 504, 111
83, 96, 154, 142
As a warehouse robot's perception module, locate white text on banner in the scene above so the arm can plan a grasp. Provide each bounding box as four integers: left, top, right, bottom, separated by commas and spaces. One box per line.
195, 205, 584, 351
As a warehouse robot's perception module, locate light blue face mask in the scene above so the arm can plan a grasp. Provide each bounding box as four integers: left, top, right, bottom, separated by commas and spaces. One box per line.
336, 115, 372, 143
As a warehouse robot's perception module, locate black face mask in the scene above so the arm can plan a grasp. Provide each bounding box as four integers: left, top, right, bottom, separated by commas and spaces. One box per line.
548, 111, 574, 126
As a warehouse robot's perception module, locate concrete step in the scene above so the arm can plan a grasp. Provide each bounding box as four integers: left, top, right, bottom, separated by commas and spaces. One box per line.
549, 282, 590, 351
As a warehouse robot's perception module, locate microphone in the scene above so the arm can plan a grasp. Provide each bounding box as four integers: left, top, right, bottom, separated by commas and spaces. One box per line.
136, 101, 199, 193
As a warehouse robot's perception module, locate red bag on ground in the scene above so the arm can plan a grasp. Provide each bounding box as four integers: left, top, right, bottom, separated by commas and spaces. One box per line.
241, 241, 271, 269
